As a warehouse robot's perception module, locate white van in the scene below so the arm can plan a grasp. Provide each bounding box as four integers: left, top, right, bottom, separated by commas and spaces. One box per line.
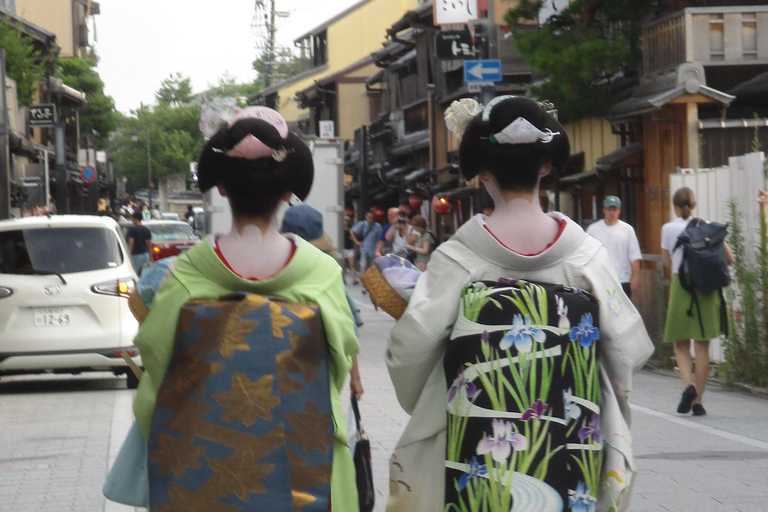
0, 215, 141, 387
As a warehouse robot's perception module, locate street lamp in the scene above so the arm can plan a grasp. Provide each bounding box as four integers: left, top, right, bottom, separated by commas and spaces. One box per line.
131, 126, 152, 209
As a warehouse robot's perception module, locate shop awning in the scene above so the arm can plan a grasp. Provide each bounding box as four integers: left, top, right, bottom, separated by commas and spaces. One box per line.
595, 142, 643, 170
390, 129, 429, 156
609, 83, 733, 122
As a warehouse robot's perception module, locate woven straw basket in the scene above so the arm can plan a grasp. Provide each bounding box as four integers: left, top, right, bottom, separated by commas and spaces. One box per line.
360, 264, 407, 320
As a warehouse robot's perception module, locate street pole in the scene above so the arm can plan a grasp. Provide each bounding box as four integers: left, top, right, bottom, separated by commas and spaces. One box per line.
54, 122, 68, 214
146, 125, 152, 210
0, 50, 10, 219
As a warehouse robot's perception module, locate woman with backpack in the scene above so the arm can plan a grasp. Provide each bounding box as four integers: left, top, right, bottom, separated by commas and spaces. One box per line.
124, 107, 360, 511
385, 96, 654, 512
405, 214, 434, 271
661, 187, 734, 417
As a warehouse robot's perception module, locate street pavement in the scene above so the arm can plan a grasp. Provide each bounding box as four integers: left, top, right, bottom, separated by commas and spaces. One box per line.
0, 281, 767, 511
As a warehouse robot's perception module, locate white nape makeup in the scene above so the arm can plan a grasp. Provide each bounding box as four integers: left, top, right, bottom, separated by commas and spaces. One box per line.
480, 166, 561, 255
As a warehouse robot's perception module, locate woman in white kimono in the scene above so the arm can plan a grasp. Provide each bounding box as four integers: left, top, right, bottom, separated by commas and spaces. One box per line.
385, 97, 654, 512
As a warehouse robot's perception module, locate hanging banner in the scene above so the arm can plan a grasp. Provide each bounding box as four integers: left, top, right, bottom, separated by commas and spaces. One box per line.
434, 0, 478, 26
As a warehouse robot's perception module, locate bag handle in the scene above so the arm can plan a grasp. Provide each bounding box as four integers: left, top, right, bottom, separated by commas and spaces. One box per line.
351, 394, 365, 434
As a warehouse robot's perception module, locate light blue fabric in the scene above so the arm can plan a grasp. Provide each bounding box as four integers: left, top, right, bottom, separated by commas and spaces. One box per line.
102, 422, 149, 506
345, 290, 363, 336
352, 220, 382, 257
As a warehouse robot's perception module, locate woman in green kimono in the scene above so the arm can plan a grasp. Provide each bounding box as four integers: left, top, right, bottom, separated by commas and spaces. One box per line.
131, 107, 359, 511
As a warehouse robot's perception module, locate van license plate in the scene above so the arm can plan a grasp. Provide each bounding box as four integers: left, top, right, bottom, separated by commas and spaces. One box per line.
34, 308, 71, 327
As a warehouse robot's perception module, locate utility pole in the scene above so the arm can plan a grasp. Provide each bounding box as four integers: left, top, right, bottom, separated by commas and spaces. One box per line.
146, 125, 152, 210
265, 0, 277, 88
0, 50, 10, 219
253, 0, 290, 89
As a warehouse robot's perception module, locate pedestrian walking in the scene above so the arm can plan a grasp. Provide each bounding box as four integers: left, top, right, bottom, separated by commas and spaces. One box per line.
343, 216, 359, 285
351, 210, 383, 271
120, 107, 359, 511
662, 187, 734, 416
405, 214, 434, 271
125, 210, 152, 276
586, 195, 642, 298
385, 210, 418, 259
385, 96, 654, 512
376, 207, 400, 256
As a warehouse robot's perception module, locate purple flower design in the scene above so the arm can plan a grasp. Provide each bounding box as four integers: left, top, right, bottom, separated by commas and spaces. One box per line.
569, 313, 600, 348
521, 399, 548, 421
499, 314, 546, 353
481, 330, 490, 347
498, 277, 521, 286
448, 368, 479, 403
458, 457, 487, 490
476, 419, 528, 463
578, 414, 601, 444
568, 482, 596, 512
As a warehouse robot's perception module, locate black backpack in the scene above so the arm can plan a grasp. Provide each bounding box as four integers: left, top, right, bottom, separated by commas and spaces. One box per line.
674, 218, 731, 336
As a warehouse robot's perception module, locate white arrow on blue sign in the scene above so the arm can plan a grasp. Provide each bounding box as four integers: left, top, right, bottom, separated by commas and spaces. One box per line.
463, 59, 503, 83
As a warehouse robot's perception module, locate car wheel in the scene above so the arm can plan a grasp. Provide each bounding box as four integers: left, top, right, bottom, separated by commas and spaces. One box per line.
126, 370, 140, 389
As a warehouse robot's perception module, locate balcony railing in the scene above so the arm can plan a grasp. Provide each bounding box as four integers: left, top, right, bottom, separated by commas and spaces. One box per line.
642, 6, 768, 79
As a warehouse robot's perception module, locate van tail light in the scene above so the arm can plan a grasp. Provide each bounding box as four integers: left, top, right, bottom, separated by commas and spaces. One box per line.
0, 286, 12, 298
92, 278, 135, 298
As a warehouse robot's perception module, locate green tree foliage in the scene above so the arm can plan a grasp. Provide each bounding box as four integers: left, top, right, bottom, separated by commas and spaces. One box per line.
253, 53, 304, 88
0, 19, 45, 107
155, 72, 193, 107
504, 0, 649, 122
111, 77, 203, 191
56, 57, 117, 147
204, 73, 260, 106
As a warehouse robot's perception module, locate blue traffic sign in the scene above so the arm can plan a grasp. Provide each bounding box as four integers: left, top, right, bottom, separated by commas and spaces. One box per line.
81, 165, 97, 183
463, 59, 503, 83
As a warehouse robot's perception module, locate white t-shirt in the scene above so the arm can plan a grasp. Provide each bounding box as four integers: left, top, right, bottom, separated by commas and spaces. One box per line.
392, 225, 416, 255
586, 219, 642, 282
661, 217, 693, 274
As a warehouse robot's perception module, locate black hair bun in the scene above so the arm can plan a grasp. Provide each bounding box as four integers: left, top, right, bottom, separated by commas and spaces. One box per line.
196, 116, 314, 202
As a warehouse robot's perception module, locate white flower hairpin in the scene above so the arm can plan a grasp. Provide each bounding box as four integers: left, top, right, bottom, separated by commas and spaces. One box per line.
490, 117, 560, 145
444, 98, 484, 138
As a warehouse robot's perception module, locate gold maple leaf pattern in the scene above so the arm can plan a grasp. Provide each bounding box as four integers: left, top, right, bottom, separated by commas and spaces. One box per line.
291, 490, 317, 512
213, 372, 281, 427
156, 359, 224, 406
149, 433, 207, 478
165, 398, 212, 433
285, 399, 333, 454
155, 482, 241, 512
208, 448, 275, 501
270, 301, 293, 338
276, 331, 322, 386
287, 448, 333, 489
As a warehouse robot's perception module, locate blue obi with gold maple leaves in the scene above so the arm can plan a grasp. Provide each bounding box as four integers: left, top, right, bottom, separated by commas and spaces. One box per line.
147, 292, 333, 512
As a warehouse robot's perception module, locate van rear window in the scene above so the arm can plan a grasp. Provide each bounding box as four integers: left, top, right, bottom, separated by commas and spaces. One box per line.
0, 227, 123, 274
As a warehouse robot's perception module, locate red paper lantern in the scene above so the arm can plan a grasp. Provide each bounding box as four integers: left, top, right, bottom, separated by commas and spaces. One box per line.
432, 195, 452, 214
409, 194, 423, 209
371, 206, 385, 222
344, 206, 354, 219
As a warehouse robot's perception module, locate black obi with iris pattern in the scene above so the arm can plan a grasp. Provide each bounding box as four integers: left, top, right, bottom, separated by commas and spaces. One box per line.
444, 279, 602, 512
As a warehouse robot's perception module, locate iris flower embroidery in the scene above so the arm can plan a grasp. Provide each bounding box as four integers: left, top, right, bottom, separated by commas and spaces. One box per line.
476, 419, 528, 463
481, 329, 490, 348
448, 368, 479, 403
499, 314, 545, 353
607, 289, 623, 317
578, 414, 601, 444
569, 313, 600, 348
563, 388, 581, 422
521, 399, 548, 421
458, 457, 487, 490
568, 482, 597, 512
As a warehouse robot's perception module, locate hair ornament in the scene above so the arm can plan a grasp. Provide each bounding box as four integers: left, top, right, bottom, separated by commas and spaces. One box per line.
226, 134, 280, 160
444, 98, 484, 137
489, 117, 560, 145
